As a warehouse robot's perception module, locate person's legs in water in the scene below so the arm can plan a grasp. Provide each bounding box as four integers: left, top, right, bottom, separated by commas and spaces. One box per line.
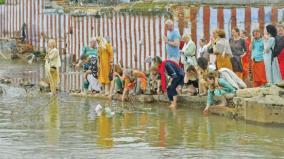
167, 76, 182, 108
48, 67, 58, 96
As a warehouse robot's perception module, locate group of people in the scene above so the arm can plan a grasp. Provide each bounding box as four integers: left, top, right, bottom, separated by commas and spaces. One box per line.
44, 19, 284, 113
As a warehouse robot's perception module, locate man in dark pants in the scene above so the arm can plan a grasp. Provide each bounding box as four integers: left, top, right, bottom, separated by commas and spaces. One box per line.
153, 56, 184, 108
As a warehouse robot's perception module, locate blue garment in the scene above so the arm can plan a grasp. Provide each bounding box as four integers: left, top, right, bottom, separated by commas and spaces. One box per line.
264, 37, 282, 84
207, 78, 236, 106
82, 46, 97, 57
167, 29, 181, 59
252, 38, 264, 62
165, 62, 184, 78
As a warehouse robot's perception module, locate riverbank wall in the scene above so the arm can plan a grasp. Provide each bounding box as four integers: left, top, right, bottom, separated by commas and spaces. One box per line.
70, 84, 284, 125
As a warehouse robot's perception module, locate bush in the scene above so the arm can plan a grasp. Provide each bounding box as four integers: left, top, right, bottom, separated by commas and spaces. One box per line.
0, 0, 4, 5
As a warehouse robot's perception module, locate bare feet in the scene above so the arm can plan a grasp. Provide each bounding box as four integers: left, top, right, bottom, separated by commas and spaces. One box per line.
169, 103, 176, 109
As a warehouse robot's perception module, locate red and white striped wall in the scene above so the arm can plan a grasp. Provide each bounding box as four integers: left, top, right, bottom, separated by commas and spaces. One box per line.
1, 0, 284, 91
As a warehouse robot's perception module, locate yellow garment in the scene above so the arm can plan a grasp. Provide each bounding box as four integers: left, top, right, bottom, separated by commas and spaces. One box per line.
48, 68, 60, 94
98, 43, 114, 84
216, 54, 233, 70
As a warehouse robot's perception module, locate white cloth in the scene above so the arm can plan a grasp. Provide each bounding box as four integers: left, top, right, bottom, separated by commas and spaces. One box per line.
181, 40, 197, 70
219, 68, 247, 90
87, 74, 101, 91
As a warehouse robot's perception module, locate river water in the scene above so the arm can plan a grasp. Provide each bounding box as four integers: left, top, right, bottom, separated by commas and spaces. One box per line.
1, 60, 284, 159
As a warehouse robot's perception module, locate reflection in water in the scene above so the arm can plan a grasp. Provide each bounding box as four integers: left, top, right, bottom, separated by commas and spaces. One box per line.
45, 97, 60, 145
97, 115, 113, 148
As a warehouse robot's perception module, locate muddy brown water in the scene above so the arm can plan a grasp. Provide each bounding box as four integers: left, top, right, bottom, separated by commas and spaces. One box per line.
1, 59, 284, 159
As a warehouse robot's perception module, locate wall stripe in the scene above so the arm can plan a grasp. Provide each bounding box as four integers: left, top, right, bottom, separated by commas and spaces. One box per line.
258, 6, 265, 33
217, 7, 224, 29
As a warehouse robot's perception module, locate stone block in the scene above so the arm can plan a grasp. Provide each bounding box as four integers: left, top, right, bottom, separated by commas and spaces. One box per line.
209, 106, 237, 118
244, 100, 284, 124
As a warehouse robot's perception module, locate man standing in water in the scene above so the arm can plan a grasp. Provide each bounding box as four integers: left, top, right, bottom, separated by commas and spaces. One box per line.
164, 20, 181, 63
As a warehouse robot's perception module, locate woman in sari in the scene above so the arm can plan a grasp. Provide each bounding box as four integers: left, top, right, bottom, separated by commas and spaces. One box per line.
97, 37, 114, 96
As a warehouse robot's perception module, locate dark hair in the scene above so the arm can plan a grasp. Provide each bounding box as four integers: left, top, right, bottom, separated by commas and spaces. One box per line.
186, 65, 197, 74
200, 38, 207, 43
80, 54, 89, 60
233, 27, 240, 35
197, 57, 208, 70
266, 24, 278, 37
153, 56, 162, 65
241, 30, 248, 37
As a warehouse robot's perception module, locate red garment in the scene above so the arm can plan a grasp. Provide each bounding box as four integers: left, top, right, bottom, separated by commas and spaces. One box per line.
278, 48, 284, 79
157, 60, 180, 93
242, 38, 251, 78
252, 61, 267, 87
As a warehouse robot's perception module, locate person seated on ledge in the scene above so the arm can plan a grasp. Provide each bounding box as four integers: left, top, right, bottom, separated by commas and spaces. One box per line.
80, 54, 101, 94
153, 56, 184, 109
184, 65, 199, 96
122, 69, 147, 102
109, 64, 124, 99
148, 65, 162, 95
203, 71, 236, 114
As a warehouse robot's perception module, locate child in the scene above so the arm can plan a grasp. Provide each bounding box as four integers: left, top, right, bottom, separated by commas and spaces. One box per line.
184, 65, 199, 95
122, 69, 147, 101
109, 64, 124, 98
203, 72, 236, 113
197, 57, 209, 96
148, 65, 162, 95
45, 39, 61, 96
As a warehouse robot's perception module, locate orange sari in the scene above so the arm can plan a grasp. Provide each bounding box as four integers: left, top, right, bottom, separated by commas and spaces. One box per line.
252, 61, 267, 87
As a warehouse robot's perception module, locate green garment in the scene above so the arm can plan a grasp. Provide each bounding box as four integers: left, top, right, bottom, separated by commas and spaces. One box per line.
82, 46, 97, 57
207, 78, 236, 106
114, 76, 123, 93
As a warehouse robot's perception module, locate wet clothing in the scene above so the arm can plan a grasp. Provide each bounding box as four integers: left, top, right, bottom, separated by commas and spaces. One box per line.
207, 78, 236, 106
